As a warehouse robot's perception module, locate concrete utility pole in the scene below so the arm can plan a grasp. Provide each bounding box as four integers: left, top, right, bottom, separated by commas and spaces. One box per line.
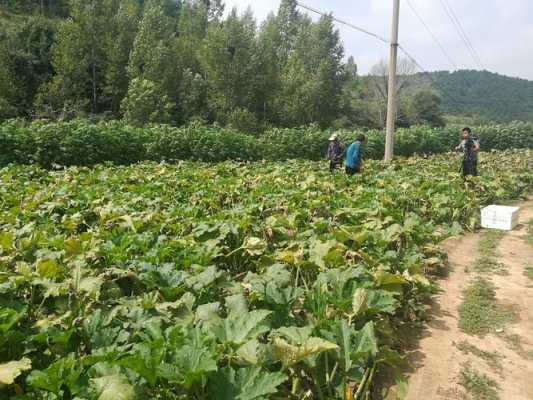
384, 0, 400, 161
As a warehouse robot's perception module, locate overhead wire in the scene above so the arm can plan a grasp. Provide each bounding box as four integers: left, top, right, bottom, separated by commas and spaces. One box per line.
443, 0, 484, 69
438, 0, 484, 69
295, 2, 389, 44
296, 1, 464, 105
405, 0, 458, 70
397, 44, 463, 105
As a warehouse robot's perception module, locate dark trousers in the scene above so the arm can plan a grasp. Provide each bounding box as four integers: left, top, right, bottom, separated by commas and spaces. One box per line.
329, 161, 342, 172
462, 159, 478, 177
345, 166, 360, 175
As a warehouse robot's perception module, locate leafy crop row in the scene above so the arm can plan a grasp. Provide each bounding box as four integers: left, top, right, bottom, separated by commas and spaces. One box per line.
1, 119, 533, 167
0, 151, 532, 399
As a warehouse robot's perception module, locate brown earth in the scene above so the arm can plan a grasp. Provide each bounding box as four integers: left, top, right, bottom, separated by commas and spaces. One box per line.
403, 199, 533, 400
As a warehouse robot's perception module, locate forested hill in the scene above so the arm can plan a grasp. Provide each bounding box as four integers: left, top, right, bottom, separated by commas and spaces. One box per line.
427, 70, 533, 123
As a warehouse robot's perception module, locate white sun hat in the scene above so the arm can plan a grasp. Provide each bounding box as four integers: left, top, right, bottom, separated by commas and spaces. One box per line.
329, 133, 338, 141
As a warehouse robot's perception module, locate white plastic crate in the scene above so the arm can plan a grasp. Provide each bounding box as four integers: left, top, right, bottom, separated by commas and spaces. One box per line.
480, 205, 520, 231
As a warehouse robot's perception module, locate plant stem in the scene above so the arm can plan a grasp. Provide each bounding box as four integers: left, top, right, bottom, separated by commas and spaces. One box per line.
353, 367, 371, 400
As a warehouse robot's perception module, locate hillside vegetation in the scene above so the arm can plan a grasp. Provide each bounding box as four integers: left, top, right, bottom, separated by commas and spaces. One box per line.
429, 70, 533, 123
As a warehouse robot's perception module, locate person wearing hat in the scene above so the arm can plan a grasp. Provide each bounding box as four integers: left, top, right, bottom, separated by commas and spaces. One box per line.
327, 133, 344, 172
345, 134, 366, 175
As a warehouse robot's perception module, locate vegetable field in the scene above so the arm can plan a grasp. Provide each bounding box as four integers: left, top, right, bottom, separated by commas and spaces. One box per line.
0, 150, 532, 399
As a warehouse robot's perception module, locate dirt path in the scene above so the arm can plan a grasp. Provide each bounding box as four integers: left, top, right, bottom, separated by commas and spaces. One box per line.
404, 199, 533, 400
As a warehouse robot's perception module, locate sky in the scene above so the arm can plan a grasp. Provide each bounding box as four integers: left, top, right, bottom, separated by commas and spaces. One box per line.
223, 0, 533, 80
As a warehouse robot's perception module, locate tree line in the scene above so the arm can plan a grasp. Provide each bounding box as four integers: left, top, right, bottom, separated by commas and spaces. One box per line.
0, 0, 446, 130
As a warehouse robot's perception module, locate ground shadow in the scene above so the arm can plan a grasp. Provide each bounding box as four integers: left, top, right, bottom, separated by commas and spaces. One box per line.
373, 267, 455, 399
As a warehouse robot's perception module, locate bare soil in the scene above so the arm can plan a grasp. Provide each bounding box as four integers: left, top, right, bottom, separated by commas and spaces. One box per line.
403, 198, 533, 400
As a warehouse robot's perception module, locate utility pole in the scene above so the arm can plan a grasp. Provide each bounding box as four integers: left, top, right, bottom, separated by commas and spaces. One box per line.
384, 0, 400, 161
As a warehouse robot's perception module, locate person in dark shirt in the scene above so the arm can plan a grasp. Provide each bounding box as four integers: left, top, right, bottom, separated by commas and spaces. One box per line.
327, 133, 344, 172
345, 134, 366, 175
455, 127, 480, 177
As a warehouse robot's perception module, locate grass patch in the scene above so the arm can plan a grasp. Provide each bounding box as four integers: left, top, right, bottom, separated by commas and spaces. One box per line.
469, 231, 508, 276
500, 334, 533, 360
478, 230, 505, 257
458, 278, 515, 336
456, 341, 503, 373
473, 256, 508, 275
458, 362, 500, 400
525, 219, 533, 246
525, 265, 533, 281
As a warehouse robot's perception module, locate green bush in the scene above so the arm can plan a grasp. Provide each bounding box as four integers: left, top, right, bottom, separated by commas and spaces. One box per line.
1, 119, 532, 167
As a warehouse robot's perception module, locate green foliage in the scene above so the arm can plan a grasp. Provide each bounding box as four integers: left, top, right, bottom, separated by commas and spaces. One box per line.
525, 266, 533, 281
412, 90, 445, 127
458, 362, 500, 400
472, 230, 507, 275
458, 278, 515, 337
0, 151, 531, 398
455, 341, 503, 373
2, 3, 533, 126
199, 8, 264, 124
1, 119, 533, 167
500, 334, 533, 360
121, 78, 174, 126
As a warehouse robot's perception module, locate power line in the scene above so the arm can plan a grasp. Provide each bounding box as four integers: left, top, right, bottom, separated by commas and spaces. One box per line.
398, 44, 463, 105
405, 0, 458, 70
296, 1, 462, 105
295, 1, 389, 45
438, 0, 484, 69
442, 0, 484, 69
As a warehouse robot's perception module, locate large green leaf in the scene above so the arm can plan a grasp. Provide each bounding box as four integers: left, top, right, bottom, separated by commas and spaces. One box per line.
237, 339, 265, 365
353, 322, 378, 357
118, 342, 165, 386
308, 239, 341, 269
273, 326, 313, 344
26, 354, 81, 394
272, 336, 338, 367
92, 375, 136, 400
210, 366, 287, 400
0, 307, 26, 335
211, 310, 271, 346
158, 339, 217, 388
331, 319, 354, 373
225, 293, 248, 315
352, 288, 369, 316
36, 259, 62, 279
366, 290, 398, 314
0, 232, 14, 251
242, 237, 266, 256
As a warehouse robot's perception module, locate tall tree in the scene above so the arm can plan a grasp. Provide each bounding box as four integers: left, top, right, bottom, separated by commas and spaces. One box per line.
276, 14, 346, 127
123, 0, 178, 122
103, 0, 141, 114
413, 90, 445, 127
367, 58, 420, 127
199, 7, 261, 123
0, 16, 56, 118
36, 0, 113, 117
0, 42, 18, 119
276, 0, 299, 62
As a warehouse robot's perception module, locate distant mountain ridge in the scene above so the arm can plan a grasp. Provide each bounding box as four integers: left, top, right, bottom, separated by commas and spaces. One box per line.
424, 70, 533, 122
